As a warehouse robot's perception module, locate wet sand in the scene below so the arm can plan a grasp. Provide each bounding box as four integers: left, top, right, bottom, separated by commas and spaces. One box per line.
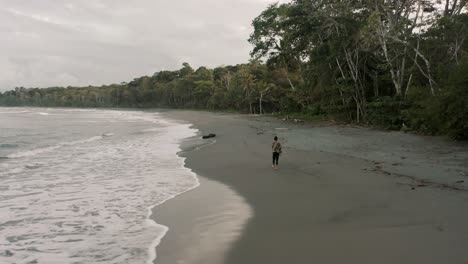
152, 110, 468, 264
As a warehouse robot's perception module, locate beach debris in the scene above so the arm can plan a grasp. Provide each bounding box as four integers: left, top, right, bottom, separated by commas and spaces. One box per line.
402, 123, 409, 130
441, 184, 465, 191
456, 180, 465, 184
281, 116, 304, 123
275, 128, 290, 130
415, 179, 429, 187
436, 225, 444, 232
373, 164, 391, 175
406, 178, 468, 192
326, 120, 337, 125
202, 133, 216, 139
401, 156, 407, 160
248, 125, 266, 135
392, 162, 402, 166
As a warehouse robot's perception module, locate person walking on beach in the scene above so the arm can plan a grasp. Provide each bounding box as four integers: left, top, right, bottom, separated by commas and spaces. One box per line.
272, 136, 282, 170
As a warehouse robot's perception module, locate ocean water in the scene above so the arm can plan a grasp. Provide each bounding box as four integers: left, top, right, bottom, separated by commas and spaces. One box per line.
0, 108, 199, 264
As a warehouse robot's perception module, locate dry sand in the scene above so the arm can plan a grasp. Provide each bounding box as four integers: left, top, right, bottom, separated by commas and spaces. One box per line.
152, 110, 468, 264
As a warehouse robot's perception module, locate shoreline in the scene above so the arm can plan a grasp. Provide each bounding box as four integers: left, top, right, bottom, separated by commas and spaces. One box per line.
152, 110, 468, 264
150, 112, 253, 264
145, 156, 200, 264
151, 175, 252, 264
145, 119, 205, 264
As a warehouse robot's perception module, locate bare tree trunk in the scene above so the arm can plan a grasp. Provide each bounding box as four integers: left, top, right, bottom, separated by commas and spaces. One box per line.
374, 0, 425, 97
405, 73, 413, 97
390, 36, 437, 95
451, 37, 466, 64
353, 95, 361, 123
454, 0, 467, 15
222, 73, 231, 90
373, 71, 379, 97
400, 41, 408, 96
287, 76, 296, 91
445, 0, 451, 16
452, 0, 459, 15
335, 58, 348, 106
259, 93, 263, 115
376, 16, 403, 96
334, 58, 353, 120
343, 48, 367, 121
259, 87, 270, 115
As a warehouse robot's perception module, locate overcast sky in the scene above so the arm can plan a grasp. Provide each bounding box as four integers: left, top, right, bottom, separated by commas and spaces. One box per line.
0, 0, 286, 91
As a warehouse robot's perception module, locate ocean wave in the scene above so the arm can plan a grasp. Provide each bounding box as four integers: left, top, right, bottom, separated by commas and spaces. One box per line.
0, 110, 200, 264
7, 136, 104, 159
0, 144, 17, 148
0, 110, 31, 114
142, 128, 163, 132
2, 166, 25, 175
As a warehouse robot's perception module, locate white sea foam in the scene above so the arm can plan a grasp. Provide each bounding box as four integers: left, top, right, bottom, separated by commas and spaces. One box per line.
6, 144, 61, 158
142, 128, 163, 132
7, 136, 103, 158
0, 110, 199, 264
0, 110, 31, 114
145, 157, 200, 264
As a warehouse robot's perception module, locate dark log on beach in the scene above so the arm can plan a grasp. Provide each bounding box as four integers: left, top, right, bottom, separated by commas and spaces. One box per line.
202, 133, 216, 139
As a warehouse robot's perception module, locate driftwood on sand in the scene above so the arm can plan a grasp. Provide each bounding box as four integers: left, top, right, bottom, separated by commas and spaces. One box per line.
202, 133, 216, 139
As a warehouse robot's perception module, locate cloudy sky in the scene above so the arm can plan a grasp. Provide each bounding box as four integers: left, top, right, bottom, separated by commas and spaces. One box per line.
0, 0, 286, 91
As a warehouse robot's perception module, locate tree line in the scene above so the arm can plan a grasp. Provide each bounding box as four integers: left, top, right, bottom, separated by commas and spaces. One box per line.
1, 0, 467, 139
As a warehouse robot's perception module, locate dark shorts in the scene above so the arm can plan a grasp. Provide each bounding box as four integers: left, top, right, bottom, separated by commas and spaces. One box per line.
272, 152, 280, 165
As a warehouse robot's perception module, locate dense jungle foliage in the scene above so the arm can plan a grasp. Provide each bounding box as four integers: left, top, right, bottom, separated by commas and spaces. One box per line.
1, 0, 467, 139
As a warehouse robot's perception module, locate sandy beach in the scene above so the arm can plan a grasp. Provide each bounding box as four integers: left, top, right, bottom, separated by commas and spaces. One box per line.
152, 110, 468, 264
